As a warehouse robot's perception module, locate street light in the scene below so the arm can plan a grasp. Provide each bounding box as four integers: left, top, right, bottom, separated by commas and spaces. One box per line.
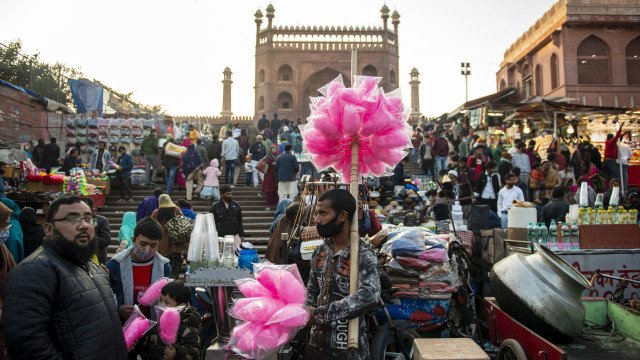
461, 62, 471, 103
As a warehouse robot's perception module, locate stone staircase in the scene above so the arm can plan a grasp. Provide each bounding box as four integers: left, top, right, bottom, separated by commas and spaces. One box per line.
100, 160, 425, 259
100, 167, 275, 259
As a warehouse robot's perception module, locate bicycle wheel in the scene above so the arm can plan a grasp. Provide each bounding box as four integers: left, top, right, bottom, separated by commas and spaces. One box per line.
497, 339, 527, 360
369, 321, 420, 360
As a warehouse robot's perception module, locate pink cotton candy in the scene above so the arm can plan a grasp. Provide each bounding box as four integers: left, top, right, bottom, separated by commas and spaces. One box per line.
237, 279, 274, 298
255, 267, 281, 297
255, 324, 292, 349
124, 317, 150, 349
275, 270, 306, 305
231, 298, 284, 323
235, 322, 263, 353
159, 308, 181, 345
138, 277, 170, 306
266, 304, 310, 328
341, 103, 364, 136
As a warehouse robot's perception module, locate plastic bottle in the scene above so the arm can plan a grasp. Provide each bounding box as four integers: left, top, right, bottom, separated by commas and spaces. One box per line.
561, 222, 570, 251
527, 223, 535, 244
571, 221, 580, 250
547, 219, 557, 250
538, 222, 549, 247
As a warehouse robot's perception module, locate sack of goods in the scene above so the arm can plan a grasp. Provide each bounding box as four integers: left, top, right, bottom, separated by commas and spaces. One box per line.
165, 143, 186, 158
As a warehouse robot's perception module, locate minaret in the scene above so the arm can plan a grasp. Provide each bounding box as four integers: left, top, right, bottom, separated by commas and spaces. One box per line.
221, 67, 233, 119
409, 68, 421, 118
381, 4, 389, 31
392, 10, 400, 52
254, 9, 263, 36
266, 3, 275, 30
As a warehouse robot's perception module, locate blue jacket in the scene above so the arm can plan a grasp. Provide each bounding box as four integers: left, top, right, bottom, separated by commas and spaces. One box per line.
275, 152, 299, 182
116, 153, 133, 178
182, 145, 202, 176
137, 196, 159, 222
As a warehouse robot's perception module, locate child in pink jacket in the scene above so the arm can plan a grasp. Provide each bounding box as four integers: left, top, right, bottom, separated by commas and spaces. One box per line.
201, 159, 221, 200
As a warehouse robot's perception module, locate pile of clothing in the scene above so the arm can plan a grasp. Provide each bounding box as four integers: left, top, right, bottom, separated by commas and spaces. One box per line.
376, 227, 457, 331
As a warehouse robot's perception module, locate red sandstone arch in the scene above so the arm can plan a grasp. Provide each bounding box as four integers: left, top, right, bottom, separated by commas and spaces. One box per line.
301, 67, 351, 120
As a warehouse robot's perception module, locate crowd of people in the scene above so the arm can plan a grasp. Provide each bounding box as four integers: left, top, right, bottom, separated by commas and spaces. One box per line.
408, 121, 639, 229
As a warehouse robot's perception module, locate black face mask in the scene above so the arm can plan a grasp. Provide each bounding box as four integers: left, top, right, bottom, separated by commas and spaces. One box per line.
316, 213, 345, 239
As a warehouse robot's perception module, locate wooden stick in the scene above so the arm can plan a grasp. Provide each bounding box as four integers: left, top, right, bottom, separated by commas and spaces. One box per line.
348, 140, 360, 349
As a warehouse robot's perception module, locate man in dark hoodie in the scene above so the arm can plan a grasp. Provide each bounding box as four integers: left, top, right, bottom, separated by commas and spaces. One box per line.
206, 135, 222, 162
137, 188, 165, 222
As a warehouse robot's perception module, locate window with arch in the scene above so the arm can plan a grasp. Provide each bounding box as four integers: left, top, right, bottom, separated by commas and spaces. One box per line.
577, 35, 610, 85
550, 53, 559, 89
258, 69, 265, 83
499, 79, 507, 90
522, 64, 532, 99
362, 65, 377, 76
390, 69, 396, 84
277, 92, 292, 109
278, 64, 293, 81
258, 96, 265, 111
626, 36, 640, 85
535, 64, 543, 96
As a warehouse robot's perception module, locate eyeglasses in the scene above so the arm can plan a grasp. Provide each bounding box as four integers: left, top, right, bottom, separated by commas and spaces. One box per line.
50, 215, 96, 226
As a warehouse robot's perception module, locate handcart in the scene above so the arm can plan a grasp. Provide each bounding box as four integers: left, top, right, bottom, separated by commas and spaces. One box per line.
484, 296, 640, 360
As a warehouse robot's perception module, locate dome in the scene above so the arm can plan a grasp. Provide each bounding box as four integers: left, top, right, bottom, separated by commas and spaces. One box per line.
266, 3, 275, 14
254, 9, 263, 18
380, 4, 390, 14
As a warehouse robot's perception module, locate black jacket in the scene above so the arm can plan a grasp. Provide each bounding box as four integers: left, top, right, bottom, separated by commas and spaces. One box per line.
32, 144, 47, 167
43, 142, 60, 169
210, 200, 245, 237
206, 140, 222, 161
474, 172, 501, 198
2, 241, 128, 360
541, 199, 570, 227
94, 214, 111, 265
137, 306, 201, 360
275, 152, 299, 182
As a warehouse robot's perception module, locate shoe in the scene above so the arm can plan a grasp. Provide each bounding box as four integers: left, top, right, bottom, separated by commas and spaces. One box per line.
116, 199, 126, 203
127, 198, 135, 203
265, 207, 271, 211
149, 182, 159, 186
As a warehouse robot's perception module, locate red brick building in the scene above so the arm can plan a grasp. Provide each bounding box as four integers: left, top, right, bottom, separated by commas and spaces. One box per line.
496, 0, 640, 108
253, 4, 400, 121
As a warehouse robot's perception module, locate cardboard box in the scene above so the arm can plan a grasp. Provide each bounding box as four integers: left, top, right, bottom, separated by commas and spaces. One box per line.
88, 179, 110, 195
579, 224, 640, 249
413, 338, 489, 360
43, 184, 63, 193
27, 181, 44, 192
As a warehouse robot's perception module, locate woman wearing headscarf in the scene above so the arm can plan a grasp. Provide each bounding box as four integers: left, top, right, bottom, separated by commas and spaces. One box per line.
18, 207, 44, 258
0, 199, 22, 263
262, 145, 279, 208
238, 129, 250, 156
269, 198, 293, 235
266, 201, 299, 264
176, 138, 191, 191
116, 211, 137, 253
0, 201, 16, 360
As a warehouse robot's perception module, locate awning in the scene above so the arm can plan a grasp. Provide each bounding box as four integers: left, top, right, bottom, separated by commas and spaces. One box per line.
447, 87, 516, 119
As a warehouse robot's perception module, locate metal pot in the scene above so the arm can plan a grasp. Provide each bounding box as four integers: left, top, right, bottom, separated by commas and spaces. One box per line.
490, 244, 592, 342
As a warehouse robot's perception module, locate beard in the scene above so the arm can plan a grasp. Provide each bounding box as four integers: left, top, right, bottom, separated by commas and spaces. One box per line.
50, 229, 97, 264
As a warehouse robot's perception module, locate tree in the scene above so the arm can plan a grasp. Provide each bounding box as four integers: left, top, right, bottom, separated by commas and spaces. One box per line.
0, 40, 83, 106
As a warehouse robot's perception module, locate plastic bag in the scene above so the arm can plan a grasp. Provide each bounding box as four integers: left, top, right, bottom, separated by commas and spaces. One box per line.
155, 305, 183, 345
122, 305, 156, 350
265, 304, 310, 328
395, 256, 432, 271
138, 277, 170, 306
237, 279, 275, 298
230, 297, 284, 323
252, 262, 305, 304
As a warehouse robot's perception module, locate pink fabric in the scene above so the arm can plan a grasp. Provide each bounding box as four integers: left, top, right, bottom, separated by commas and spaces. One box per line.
202, 159, 221, 186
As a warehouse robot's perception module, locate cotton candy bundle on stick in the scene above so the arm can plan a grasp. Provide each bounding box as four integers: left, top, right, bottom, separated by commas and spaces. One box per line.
137, 277, 170, 306
157, 307, 181, 345
301, 74, 410, 182
227, 263, 310, 359
122, 305, 156, 350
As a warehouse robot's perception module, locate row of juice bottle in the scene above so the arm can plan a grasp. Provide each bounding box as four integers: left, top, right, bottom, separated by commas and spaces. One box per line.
577, 206, 638, 225
527, 219, 580, 251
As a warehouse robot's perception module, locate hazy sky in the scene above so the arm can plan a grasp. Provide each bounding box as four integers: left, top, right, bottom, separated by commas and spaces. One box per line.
1, 0, 558, 118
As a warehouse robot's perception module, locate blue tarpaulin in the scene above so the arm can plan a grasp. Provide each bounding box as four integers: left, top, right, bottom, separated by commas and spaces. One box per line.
68, 79, 103, 115
0, 79, 46, 103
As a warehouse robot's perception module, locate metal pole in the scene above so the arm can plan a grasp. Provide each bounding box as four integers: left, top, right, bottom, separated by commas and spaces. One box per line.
465, 74, 468, 103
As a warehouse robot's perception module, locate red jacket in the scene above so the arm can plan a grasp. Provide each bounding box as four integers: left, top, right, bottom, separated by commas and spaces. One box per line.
432, 137, 449, 157
604, 129, 622, 159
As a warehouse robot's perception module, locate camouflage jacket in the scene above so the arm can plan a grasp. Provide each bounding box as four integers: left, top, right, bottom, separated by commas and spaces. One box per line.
305, 239, 381, 360
137, 306, 201, 360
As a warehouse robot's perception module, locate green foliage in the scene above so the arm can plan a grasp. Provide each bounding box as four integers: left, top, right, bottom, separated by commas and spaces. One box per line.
0, 40, 82, 105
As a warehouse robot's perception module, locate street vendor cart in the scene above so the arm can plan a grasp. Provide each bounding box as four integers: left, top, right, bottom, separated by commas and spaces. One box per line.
484, 296, 640, 360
